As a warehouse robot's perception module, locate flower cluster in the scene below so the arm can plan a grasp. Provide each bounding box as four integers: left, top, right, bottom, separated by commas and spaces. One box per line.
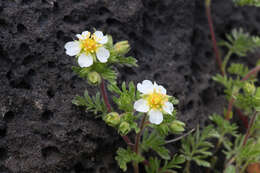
134, 80, 174, 125
65, 31, 110, 67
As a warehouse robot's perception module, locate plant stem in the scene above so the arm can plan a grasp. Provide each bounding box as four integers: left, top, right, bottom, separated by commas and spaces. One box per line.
133, 114, 147, 173
235, 108, 249, 129
242, 65, 260, 81
205, 0, 225, 76
225, 97, 235, 120
100, 78, 112, 112
100, 78, 133, 147
222, 51, 232, 75
242, 111, 257, 146
225, 65, 260, 120
184, 161, 190, 173
165, 128, 195, 144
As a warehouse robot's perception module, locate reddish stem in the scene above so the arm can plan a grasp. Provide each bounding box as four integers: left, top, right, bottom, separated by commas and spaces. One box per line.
100, 78, 112, 112
133, 114, 147, 173
206, 3, 225, 76
122, 135, 134, 147
242, 111, 257, 146
225, 66, 260, 120
100, 78, 133, 147
235, 108, 249, 129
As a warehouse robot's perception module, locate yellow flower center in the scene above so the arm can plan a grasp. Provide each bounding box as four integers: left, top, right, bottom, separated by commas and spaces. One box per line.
80, 35, 101, 54
146, 90, 168, 110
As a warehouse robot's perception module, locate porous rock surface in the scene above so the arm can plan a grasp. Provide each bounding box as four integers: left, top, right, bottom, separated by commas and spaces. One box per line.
0, 0, 259, 172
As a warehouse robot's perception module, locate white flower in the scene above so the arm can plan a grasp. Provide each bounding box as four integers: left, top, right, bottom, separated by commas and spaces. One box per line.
134, 80, 174, 125
64, 30, 110, 67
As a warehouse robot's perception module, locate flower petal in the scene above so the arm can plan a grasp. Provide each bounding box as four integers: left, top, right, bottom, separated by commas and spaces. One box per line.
163, 102, 174, 115
82, 31, 90, 37
148, 109, 163, 125
134, 99, 149, 112
137, 80, 154, 94
78, 53, 93, 67
99, 35, 108, 44
154, 82, 167, 95
96, 47, 110, 63
76, 34, 83, 40
93, 31, 103, 40
65, 41, 81, 56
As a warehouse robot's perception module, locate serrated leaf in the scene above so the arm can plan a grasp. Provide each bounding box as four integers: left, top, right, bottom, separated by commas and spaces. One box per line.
224, 165, 236, 173
72, 90, 106, 117
141, 130, 170, 160
193, 158, 211, 167
115, 148, 144, 172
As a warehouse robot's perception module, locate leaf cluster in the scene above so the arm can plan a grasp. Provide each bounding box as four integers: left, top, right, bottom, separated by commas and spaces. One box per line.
181, 126, 216, 167
233, 0, 260, 7
72, 63, 117, 84
141, 130, 170, 160
209, 114, 238, 149
115, 147, 144, 172
72, 90, 106, 117
224, 135, 260, 172
219, 28, 260, 57
213, 63, 260, 114
145, 155, 185, 173
108, 81, 139, 112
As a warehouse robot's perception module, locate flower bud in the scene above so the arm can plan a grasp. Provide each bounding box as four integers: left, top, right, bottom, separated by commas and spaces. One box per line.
114, 41, 130, 55
119, 122, 131, 135
87, 71, 101, 85
169, 120, 185, 134
243, 82, 255, 95
104, 112, 121, 127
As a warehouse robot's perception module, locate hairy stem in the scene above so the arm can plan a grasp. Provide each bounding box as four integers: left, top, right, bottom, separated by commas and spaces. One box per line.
225, 65, 260, 120
100, 78, 133, 147
242, 111, 257, 146
222, 51, 232, 75
205, 0, 225, 76
133, 114, 147, 173
100, 78, 112, 112
165, 128, 195, 144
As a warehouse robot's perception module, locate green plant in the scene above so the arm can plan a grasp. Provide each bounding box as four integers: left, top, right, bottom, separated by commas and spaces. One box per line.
66, 30, 185, 173
233, 0, 260, 7
66, 0, 260, 171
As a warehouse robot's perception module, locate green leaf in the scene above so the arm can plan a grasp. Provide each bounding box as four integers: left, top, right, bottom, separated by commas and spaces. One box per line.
219, 28, 260, 57
165, 154, 185, 169
224, 165, 236, 173
181, 126, 215, 168
108, 82, 137, 112
115, 147, 144, 172
141, 130, 170, 160
99, 66, 117, 84
233, 0, 260, 7
72, 90, 106, 117
227, 63, 249, 78
71, 66, 92, 79
145, 157, 161, 173
193, 158, 211, 167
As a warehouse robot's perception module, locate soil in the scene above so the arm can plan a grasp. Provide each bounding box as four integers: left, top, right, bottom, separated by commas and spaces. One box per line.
0, 0, 259, 172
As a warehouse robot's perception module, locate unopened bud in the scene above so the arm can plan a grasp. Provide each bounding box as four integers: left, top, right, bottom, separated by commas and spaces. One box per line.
243, 82, 255, 95
169, 120, 185, 134
87, 71, 101, 85
114, 41, 130, 55
104, 112, 121, 127
119, 122, 131, 135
